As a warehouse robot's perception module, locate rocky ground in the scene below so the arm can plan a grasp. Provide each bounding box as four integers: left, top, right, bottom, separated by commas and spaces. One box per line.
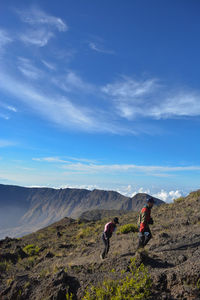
0, 190, 200, 299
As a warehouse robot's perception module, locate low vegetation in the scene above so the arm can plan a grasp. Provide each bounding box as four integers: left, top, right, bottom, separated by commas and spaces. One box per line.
119, 223, 138, 234
83, 258, 151, 300
23, 244, 40, 256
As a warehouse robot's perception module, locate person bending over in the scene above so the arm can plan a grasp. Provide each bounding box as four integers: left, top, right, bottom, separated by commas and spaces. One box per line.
100, 217, 119, 259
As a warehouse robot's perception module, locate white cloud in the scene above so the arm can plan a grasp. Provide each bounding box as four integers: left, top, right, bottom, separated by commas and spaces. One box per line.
66, 156, 98, 164
0, 140, 16, 147
17, 57, 43, 79
102, 77, 159, 119
89, 42, 114, 54
154, 92, 200, 119
0, 29, 12, 51
17, 7, 67, 47
55, 181, 183, 203
41, 60, 56, 70
61, 162, 200, 174
20, 28, 54, 47
33, 156, 98, 164
18, 7, 68, 32
0, 71, 126, 134
153, 189, 182, 203
54, 71, 94, 93
115, 185, 183, 202
0, 66, 137, 134
0, 113, 9, 120
33, 157, 70, 163
117, 185, 151, 197
0, 71, 95, 127
102, 76, 200, 120
6, 105, 17, 112
0, 101, 17, 120
58, 184, 99, 190
102, 77, 157, 98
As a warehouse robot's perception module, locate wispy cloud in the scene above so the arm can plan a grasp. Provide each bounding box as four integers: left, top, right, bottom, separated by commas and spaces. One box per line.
6, 105, 17, 112
102, 77, 157, 98
102, 77, 159, 119
0, 139, 16, 147
61, 162, 200, 174
2, 10, 200, 136
0, 29, 12, 51
53, 71, 95, 93
20, 28, 54, 47
66, 156, 98, 164
33, 157, 70, 163
41, 60, 56, 71
89, 42, 114, 54
0, 62, 136, 134
154, 92, 200, 119
17, 57, 43, 79
0, 71, 122, 133
102, 76, 200, 120
17, 7, 67, 47
18, 7, 68, 32
0, 113, 10, 120
1, 65, 200, 135
0, 73, 93, 129
0, 101, 17, 120
32, 156, 98, 164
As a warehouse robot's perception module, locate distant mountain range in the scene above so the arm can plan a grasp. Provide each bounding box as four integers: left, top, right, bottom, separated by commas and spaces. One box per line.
0, 184, 164, 239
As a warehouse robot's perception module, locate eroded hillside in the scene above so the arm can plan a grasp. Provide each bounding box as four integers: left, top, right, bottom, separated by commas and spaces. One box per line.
0, 190, 200, 299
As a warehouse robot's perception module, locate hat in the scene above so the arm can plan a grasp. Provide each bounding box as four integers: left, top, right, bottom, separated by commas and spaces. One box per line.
147, 197, 155, 203
113, 217, 119, 224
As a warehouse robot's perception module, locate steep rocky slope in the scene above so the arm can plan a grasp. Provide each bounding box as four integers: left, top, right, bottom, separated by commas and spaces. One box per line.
0, 190, 200, 299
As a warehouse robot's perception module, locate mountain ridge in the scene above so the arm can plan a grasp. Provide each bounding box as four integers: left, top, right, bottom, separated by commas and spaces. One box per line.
0, 183, 164, 239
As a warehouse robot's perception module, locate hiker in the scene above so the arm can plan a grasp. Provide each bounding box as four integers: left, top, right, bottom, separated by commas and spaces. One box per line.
137, 197, 154, 249
100, 217, 119, 259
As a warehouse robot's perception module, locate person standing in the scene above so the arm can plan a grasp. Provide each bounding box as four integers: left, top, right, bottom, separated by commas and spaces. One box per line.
100, 217, 119, 259
137, 197, 154, 249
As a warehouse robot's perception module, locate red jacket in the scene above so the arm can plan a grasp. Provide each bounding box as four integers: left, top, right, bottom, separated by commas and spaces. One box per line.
138, 205, 151, 233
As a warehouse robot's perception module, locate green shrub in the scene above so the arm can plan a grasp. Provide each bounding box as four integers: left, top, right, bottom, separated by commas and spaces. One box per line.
83, 257, 151, 299
66, 293, 73, 300
197, 278, 200, 290
191, 190, 200, 198
173, 197, 185, 203
23, 244, 40, 256
76, 227, 91, 239
119, 223, 138, 234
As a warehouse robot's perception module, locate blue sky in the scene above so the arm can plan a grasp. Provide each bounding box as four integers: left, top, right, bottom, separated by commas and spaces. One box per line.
0, 0, 200, 202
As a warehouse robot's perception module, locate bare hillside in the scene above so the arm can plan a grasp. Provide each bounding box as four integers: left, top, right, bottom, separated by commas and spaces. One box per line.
0, 190, 200, 299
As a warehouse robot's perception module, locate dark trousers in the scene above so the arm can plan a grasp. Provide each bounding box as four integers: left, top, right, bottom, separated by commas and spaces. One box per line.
101, 233, 110, 258
138, 227, 152, 249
